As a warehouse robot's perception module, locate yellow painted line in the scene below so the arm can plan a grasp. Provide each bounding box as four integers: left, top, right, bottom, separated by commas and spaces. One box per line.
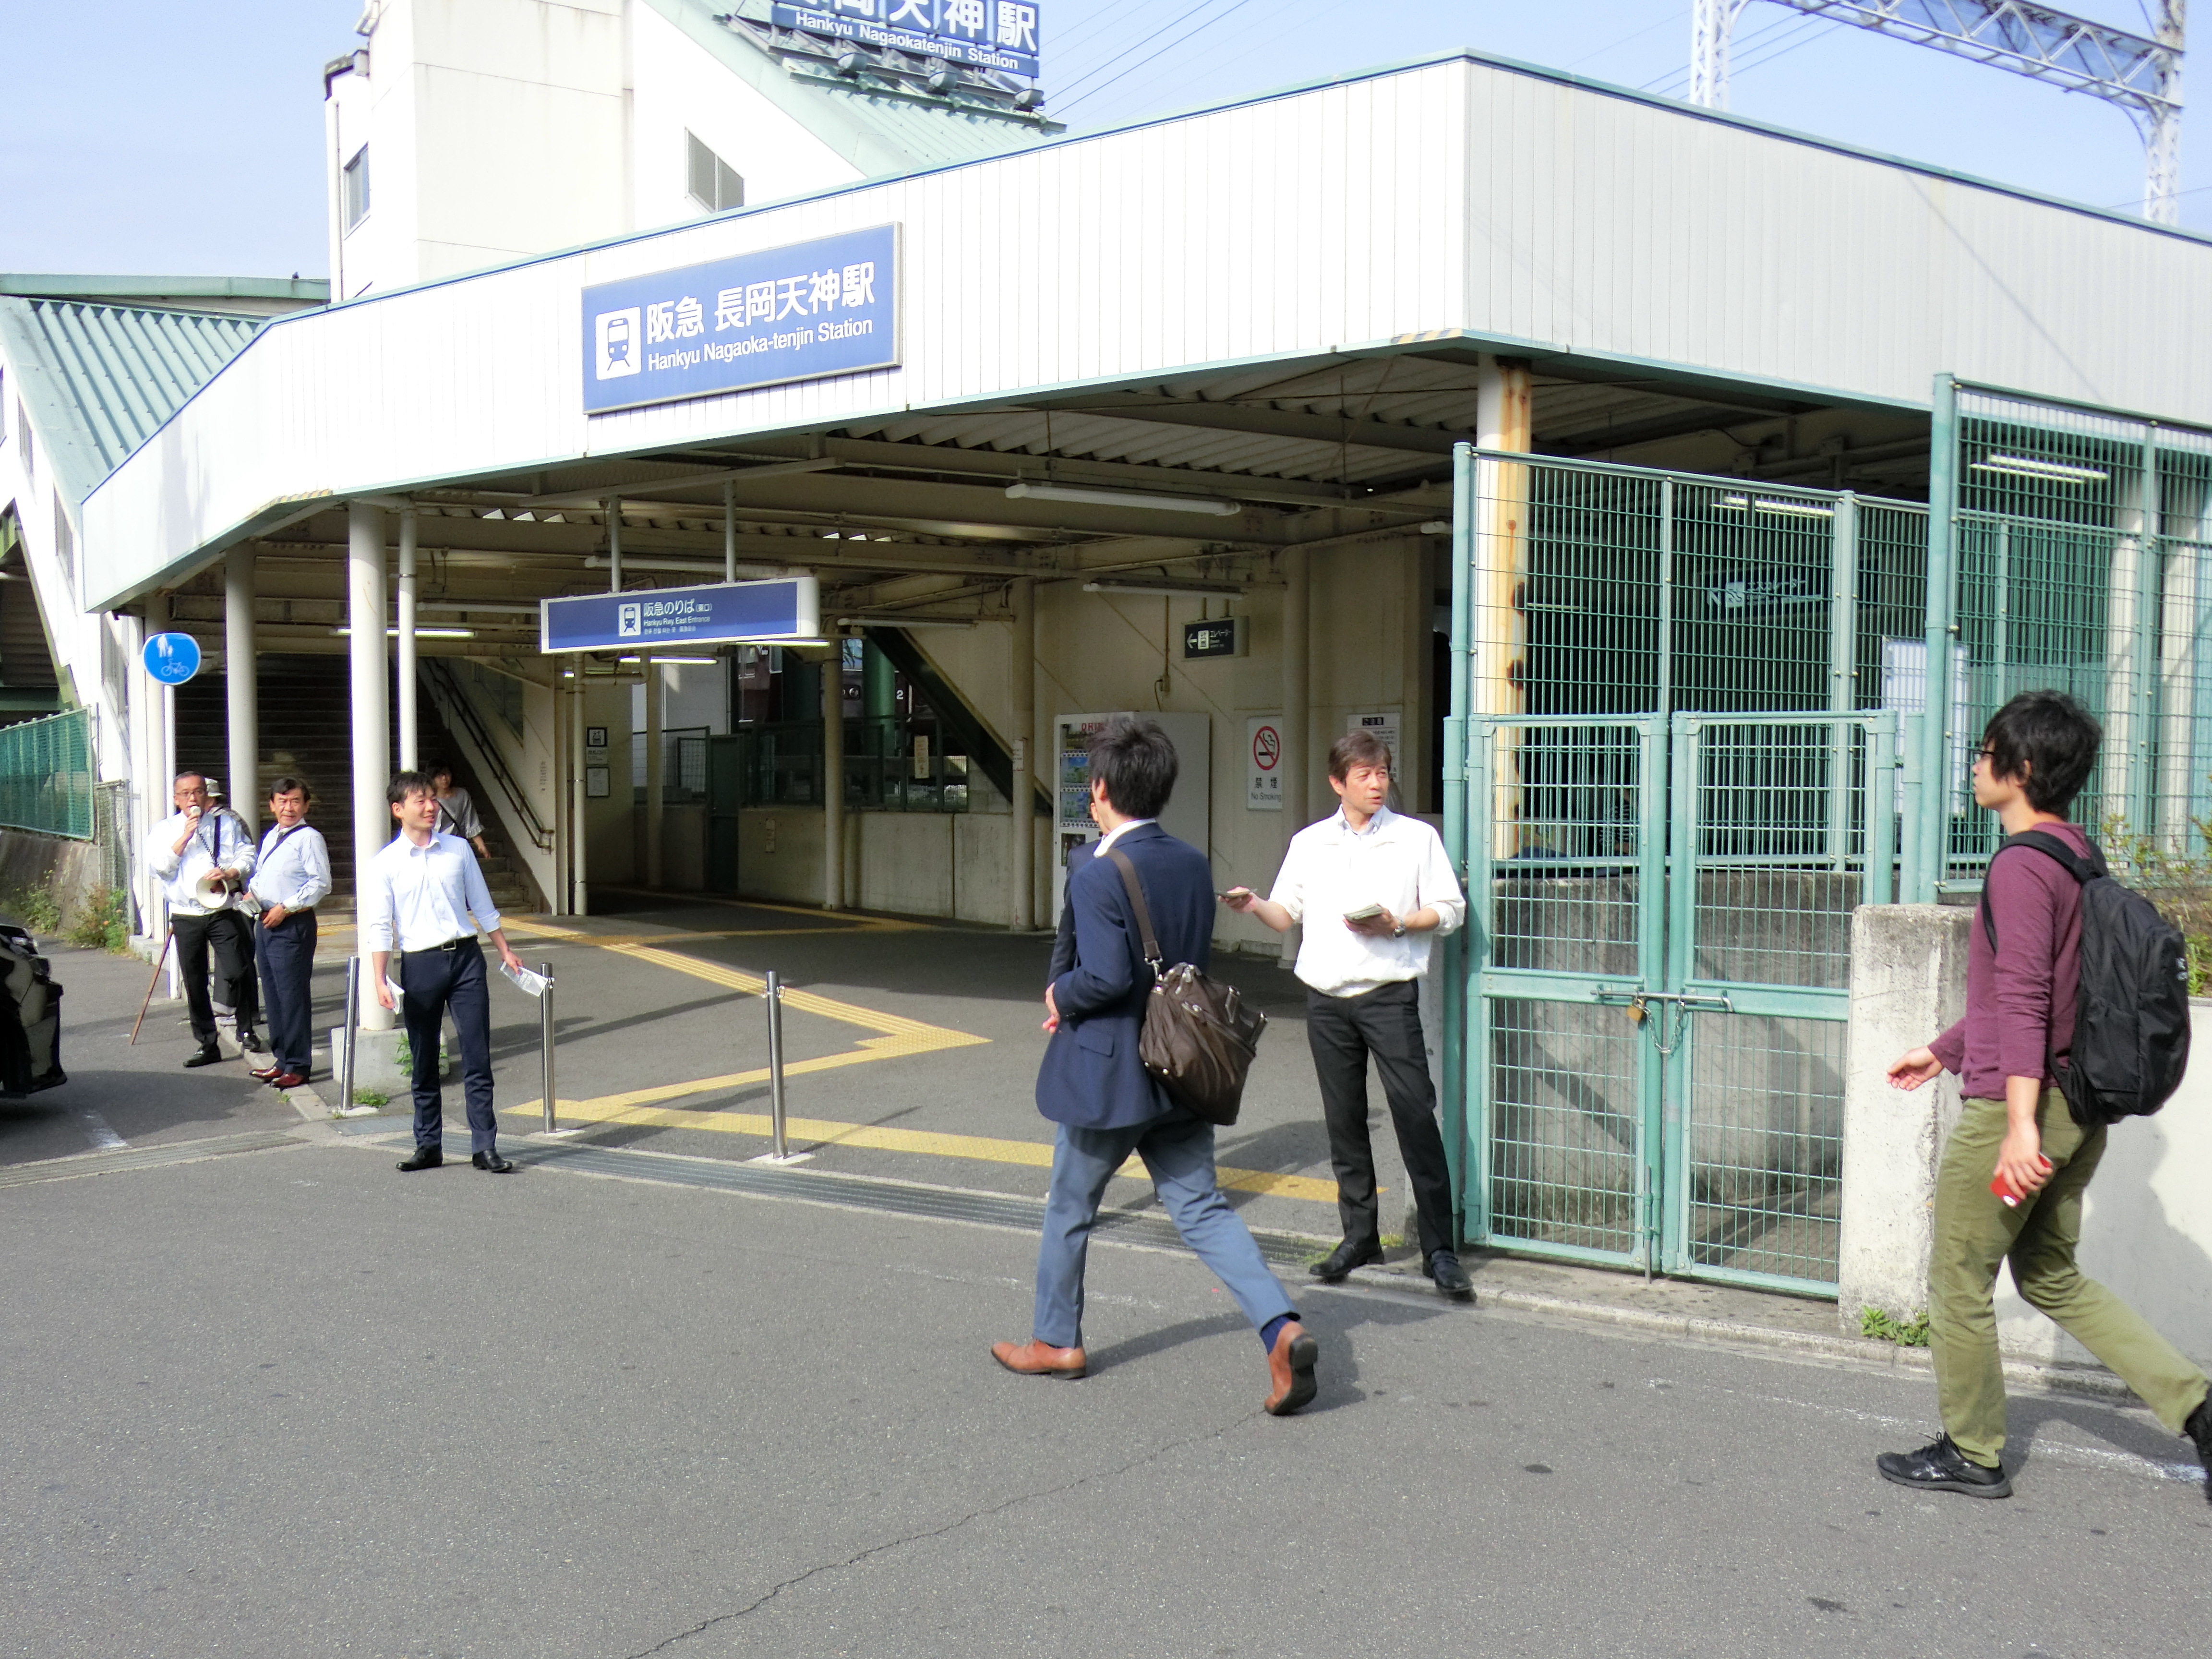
500, 1098, 1343, 1203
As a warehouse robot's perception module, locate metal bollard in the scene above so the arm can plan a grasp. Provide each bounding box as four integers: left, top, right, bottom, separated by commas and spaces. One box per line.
765, 968, 788, 1159
539, 962, 558, 1134
338, 957, 360, 1115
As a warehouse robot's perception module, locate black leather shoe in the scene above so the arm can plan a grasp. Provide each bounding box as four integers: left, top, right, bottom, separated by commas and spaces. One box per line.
2186, 1398, 2212, 1505
1309, 1240, 1384, 1282
1876, 1435, 2012, 1498
238, 1029, 266, 1055
182, 1045, 223, 1069
397, 1145, 443, 1173
1426, 1250, 1475, 1301
472, 1150, 515, 1174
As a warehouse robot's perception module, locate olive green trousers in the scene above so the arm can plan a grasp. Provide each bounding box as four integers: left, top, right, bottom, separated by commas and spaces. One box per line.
1929, 1089, 2209, 1467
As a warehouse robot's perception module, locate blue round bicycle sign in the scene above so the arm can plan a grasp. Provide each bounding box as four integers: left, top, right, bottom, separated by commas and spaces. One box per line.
142, 632, 202, 685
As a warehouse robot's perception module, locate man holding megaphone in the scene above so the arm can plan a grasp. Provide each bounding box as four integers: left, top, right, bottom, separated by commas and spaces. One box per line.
143, 769, 263, 1068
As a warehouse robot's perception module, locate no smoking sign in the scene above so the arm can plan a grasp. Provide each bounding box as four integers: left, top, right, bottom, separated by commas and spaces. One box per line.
1246, 717, 1282, 811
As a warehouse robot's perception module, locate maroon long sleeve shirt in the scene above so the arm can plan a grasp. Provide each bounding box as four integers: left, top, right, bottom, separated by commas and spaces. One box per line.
1929, 819, 2088, 1101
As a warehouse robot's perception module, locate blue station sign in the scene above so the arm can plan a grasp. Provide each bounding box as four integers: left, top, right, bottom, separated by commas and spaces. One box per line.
540, 578, 822, 654
582, 224, 898, 415
142, 632, 202, 685
771, 1, 1042, 78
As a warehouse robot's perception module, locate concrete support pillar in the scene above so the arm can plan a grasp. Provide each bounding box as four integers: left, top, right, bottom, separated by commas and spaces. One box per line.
1009, 577, 1036, 931
723, 479, 737, 583
1280, 545, 1310, 968
569, 680, 589, 916
551, 673, 571, 917
822, 647, 845, 911
224, 548, 258, 830
607, 497, 623, 592
348, 502, 394, 1032
396, 506, 419, 771
138, 595, 171, 949
1838, 903, 1969, 1331
644, 659, 665, 889
1474, 354, 1534, 858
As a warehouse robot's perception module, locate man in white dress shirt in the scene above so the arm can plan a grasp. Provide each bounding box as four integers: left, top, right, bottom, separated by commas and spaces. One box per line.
361, 770, 527, 1174
143, 769, 263, 1068
1223, 729, 1473, 1299
246, 776, 332, 1090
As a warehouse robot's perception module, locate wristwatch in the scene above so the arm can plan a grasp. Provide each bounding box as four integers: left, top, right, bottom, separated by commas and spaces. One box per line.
1392, 919, 1407, 939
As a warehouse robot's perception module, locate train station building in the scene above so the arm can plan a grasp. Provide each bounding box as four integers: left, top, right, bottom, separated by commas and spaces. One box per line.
6, 0, 2212, 1298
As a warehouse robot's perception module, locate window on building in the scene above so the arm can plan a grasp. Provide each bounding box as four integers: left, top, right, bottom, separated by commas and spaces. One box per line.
52, 492, 74, 596
343, 145, 371, 232
0, 372, 7, 445
18, 404, 31, 481
686, 132, 744, 213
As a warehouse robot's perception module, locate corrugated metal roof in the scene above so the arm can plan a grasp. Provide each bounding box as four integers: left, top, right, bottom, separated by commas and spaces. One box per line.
0, 298, 261, 506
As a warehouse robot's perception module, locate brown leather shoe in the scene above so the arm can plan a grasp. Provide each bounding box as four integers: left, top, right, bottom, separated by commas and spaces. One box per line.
267, 1071, 308, 1089
249, 1063, 284, 1082
1262, 1321, 1319, 1416
991, 1339, 1086, 1379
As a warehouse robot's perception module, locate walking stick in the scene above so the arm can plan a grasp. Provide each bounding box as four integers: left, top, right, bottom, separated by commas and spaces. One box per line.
129, 929, 174, 1046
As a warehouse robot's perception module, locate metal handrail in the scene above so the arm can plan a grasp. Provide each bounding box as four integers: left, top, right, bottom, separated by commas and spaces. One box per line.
421, 660, 553, 849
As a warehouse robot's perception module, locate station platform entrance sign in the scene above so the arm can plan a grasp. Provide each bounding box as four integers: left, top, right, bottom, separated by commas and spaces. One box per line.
539, 577, 822, 653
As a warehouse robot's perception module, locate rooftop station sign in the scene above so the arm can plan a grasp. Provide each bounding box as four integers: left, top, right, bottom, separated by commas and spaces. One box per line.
582, 224, 898, 414
772, 0, 1043, 78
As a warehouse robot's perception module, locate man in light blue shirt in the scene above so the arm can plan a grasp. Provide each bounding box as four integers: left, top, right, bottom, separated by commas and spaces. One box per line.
361, 771, 528, 1174
246, 776, 331, 1089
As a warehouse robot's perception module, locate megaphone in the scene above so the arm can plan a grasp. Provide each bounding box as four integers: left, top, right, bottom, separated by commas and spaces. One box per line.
194, 869, 240, 906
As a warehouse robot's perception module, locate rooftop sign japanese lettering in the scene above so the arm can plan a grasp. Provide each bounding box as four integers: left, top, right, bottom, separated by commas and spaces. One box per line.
540, 578, 823, 653
772, 0, 1042, 78
582, 224, 898, 415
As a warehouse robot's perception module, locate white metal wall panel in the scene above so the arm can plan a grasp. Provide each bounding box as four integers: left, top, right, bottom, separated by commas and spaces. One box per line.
83, 53, 2212, 609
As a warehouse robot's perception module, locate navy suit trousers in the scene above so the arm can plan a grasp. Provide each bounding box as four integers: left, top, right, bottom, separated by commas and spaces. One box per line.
399, 938, 498, 1153
252, 910, 317, 1074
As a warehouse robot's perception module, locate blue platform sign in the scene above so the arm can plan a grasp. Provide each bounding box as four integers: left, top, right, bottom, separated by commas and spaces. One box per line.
142, 632, 202, 685
771, 1, 1042, 79
582, 225, 898, 415
541, 578, 822, 654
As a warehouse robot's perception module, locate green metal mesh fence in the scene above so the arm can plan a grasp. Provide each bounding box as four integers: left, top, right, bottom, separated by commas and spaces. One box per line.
0, 708, 93, 840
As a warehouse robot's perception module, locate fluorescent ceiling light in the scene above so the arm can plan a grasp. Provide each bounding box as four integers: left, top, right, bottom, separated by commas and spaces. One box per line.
1717, 495, 1833, 519
1082, 578, 1244, 600
416, 601, 540, 614
617, 655, 721, 664
1419, 520, 1453, 534
1007, 481, 1242, 517
837, 615, 981, 630
332, 626, 476, 638
1972, 453, 2109, 484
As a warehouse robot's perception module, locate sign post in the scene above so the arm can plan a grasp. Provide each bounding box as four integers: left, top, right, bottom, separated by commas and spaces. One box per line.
141, 632, 202, 685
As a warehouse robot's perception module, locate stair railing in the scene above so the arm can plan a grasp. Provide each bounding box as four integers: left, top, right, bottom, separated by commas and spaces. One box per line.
421, 660, 554, 850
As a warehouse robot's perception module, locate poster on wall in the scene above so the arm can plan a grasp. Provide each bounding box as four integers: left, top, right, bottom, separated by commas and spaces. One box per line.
1245, 715, 1282, 810
1346, 709, 1402, 773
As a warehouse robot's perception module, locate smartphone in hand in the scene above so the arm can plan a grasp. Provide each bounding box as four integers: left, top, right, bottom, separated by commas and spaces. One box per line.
1990, 1155, 2055, 1208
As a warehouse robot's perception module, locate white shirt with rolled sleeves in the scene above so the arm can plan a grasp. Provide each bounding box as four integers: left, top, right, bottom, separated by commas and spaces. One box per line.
359, 831, 502, 953
248, 823, 332, 913
144, 809, 256, 917
1267, 805, 1466, 997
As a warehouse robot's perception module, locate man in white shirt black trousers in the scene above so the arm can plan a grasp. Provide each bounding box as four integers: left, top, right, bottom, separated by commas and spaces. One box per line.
246, 776, 332, 1090
143, 769, 264, 1067
362, 771, 529, 1174
1225, 729, 1474, 1299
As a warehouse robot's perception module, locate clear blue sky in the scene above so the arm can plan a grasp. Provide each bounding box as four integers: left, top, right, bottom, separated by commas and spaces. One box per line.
0, 0, 2198, 280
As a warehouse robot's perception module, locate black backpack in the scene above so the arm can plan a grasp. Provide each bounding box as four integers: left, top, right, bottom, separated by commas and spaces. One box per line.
1979, 830, 2191, 1126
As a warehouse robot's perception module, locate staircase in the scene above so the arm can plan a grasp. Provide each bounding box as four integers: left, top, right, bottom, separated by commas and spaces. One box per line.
173, 656, 540, 921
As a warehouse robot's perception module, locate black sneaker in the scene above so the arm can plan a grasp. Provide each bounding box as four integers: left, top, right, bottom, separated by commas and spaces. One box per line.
1875, 1435, 2012, 1499
2185, 1397, 2212, 1505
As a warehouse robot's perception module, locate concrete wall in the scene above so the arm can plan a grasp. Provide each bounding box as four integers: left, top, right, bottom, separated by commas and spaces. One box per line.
1840, 902, 2212, 1369
0, 830, 106, 932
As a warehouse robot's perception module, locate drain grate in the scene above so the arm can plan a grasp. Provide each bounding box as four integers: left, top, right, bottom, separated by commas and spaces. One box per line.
0, 1129, 308, 1190
483, 1138, 1329, 1269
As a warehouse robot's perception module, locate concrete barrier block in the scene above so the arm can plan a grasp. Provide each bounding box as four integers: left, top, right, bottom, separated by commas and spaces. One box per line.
1838, 903, 1968, 1336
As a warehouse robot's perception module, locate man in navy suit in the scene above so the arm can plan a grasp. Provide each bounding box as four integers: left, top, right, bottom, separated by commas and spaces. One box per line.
993, 719, 1318, 1415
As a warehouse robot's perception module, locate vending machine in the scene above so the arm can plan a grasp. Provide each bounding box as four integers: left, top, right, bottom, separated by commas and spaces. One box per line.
1051, 711, 1211, 921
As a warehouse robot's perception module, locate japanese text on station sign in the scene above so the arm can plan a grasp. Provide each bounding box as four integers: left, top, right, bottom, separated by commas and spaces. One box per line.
772, 0, 1042, 77
583, 225, 898, 414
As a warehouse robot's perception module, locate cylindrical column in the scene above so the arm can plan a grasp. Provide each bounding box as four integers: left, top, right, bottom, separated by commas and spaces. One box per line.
1280, 544, 1310, 967
552, 671, 571, 916
1009, 577, 1035, 931
224, 546, 259, 830
766, 968, 788, 1158
338, 957, 360, 1111
723, 479, 737, 584
607, 497, 623, 592
539, 962, 557, 1133
822, 646, 845, 910
570, 680, 590, 916
348, 502, 394, 1031
396, 506, 419, 770
140, 596, 171, 950
644, 657, 665, 888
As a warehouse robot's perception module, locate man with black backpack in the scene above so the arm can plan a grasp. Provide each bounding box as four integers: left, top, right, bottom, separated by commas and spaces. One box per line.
1880, 691, 2212, 1500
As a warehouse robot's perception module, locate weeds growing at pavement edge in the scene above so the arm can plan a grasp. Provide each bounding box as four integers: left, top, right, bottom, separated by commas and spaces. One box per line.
2, 885, 64, 933
67, 887, 131, 953
1861, 1307, 1931, 1347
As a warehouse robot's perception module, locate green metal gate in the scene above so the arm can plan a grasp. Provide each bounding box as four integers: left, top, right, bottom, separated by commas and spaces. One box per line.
1462, 710, 1898, 1291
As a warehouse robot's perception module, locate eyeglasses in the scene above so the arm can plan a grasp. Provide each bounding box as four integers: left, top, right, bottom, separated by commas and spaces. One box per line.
1972, 746, 1997, 770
